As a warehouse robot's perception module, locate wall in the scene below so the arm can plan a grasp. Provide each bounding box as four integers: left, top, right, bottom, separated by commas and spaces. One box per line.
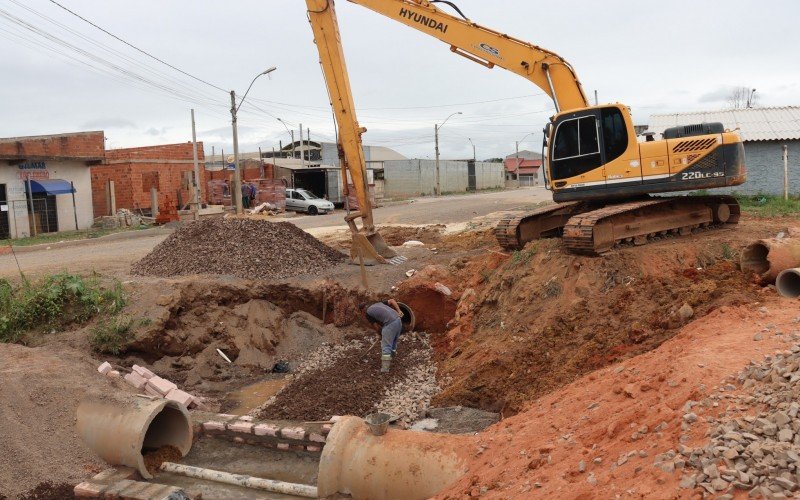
0, 131, 104, 160
0, 160, 93, 238
92, 142, 205, 215
383, 160, 504, 197
733, 141, 799, 196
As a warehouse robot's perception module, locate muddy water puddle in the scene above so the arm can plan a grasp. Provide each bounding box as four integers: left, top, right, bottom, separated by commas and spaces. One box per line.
228, 378, 289, 415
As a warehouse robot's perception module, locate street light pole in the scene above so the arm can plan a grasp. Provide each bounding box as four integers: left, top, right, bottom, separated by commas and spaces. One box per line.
434, 111, 462, 197
230, 66, 277, 214
468, 138, 476, 161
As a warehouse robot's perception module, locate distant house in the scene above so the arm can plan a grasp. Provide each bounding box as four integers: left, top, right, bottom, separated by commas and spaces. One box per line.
648, 106, 800, 195
504, 150, 542, 186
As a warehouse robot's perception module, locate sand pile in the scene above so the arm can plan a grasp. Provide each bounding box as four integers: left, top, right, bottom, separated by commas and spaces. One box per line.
132, 218, 344, 280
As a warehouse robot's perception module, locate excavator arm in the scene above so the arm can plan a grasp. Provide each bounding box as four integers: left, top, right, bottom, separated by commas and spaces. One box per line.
346, 0, 589, 112
306, 0, 589, 264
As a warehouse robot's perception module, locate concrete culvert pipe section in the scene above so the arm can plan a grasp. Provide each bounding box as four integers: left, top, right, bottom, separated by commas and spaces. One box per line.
777, 268, 800, 298
318, 416, 471, 499
76, 395, 193, 479
741, 238, 800, 284
397, 302, 415, 332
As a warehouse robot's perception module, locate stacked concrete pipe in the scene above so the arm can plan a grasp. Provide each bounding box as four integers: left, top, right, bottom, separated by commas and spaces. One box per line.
777, 268, 800, 298
741, 238, 800, 284
77, 395, 193, 479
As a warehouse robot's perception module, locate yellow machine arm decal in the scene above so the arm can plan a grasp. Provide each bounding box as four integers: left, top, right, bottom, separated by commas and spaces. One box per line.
348, 0, 589, 112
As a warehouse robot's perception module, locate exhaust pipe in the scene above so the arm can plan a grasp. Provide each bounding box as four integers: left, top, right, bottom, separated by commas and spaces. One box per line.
777, 268, 800, 298
317, 416, 471, 499
741, 238, 800, 284
76, 395, 193, 479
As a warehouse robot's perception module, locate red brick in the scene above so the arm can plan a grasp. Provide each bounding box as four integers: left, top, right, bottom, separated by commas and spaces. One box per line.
97, 361, 112, 375
254, 423, 279, 437
280, 427, 306, 440
131, 364, 155, 380
202, 421, 225, 432
229, 422, 254, 434
124, 371, 147, 390
146, 376, 176, 396
73, 481, 107, 498
165, 388, 193, 407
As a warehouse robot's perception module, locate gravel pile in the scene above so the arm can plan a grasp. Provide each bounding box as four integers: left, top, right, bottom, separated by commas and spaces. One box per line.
374, 342, 439, 426
132, 218, 344, 280
259, 334, 437, 423
658, 330, 800, 497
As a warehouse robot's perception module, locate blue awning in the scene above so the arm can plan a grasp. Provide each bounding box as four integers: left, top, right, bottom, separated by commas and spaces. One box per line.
28, 179, 75, 195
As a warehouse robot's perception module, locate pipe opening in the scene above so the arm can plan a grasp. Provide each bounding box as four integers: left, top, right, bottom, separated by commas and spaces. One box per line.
142, 405, 192, 457
741, 242, 770, 275
777, 268, 800, 298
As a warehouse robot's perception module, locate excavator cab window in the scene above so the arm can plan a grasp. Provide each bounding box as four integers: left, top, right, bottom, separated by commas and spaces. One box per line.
600, 107, 628, 162
550, 114, 602, 180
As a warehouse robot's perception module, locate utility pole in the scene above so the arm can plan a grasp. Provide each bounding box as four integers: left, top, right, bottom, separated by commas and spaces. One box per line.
784, 144, 789, 201
434, 111, 462, 197
190, 109, 201, 217
230, 66, 277, 214
434, 123, 441, 196
299, 123, 304, 168
469, 138, 476, 161
230, 90, 243, 213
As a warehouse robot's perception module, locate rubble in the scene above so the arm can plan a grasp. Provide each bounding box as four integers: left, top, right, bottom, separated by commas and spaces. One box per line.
131, 218, 344, 281
664, 345, 800, 496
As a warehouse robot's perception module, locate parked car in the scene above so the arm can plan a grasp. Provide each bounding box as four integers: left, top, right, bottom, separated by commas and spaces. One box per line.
285, 188, 335, 215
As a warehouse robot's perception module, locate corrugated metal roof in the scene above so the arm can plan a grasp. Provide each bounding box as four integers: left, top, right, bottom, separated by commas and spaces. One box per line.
648, 106, 800, 142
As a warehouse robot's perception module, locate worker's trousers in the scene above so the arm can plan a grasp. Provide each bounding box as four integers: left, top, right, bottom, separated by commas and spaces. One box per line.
381, 318, 403, 355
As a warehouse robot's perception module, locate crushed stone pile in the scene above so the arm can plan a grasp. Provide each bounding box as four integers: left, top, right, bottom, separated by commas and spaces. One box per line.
658, 330, 800, 497
132, 218, 344, 280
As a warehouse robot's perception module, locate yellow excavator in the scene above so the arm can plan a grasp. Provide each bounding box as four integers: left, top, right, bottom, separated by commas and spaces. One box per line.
306, 0, 746, 258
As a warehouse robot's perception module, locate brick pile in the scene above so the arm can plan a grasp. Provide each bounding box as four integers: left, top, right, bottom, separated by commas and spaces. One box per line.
98, 362, 198, 408
254, 179, 286, 211
131, 218, 344, 281
74, 467, 186, 499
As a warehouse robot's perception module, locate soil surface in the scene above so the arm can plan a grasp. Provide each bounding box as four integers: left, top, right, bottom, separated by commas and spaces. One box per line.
260, 334, 431, 421
437, 297, 800, 499
131, 218, 344, 281
433, 217, 799, 416
16, 481, 75, 500
143, 445, 183, 476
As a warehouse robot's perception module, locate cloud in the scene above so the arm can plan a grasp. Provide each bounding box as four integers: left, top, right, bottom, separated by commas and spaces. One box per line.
82, 117, 136, 129
144, 127, 169, 136
698, 86, 736, 103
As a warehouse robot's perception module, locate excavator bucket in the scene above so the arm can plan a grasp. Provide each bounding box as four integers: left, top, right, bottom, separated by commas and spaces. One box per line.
350, 231, 396, 265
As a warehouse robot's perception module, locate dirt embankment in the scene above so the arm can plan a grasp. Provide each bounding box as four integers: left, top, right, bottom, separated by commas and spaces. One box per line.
438, 298, 800, 499
430, 219, 795, 416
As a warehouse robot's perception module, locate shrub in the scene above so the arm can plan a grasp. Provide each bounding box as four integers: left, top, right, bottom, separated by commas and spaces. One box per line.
90, 315, 136, 354
0, 273, 125, 344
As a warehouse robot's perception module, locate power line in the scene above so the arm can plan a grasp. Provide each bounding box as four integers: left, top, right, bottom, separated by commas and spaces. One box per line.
46, 0, 228, 94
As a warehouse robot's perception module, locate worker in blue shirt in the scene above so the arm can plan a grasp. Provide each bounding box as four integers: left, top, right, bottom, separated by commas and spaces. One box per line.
359, 299, 404, 373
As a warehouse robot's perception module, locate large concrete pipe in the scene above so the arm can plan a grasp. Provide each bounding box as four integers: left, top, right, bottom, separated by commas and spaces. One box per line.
741, 238, 800, 284
777, 268, 800, 298
77, 396, 193, 479
317, 416, 472, 500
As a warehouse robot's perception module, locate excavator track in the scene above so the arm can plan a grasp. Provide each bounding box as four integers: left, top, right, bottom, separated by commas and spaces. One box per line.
562, 195, 740, 255
494, 201, 592, 251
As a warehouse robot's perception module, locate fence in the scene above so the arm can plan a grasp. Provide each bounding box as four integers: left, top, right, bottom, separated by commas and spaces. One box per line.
383, 160, 504, 198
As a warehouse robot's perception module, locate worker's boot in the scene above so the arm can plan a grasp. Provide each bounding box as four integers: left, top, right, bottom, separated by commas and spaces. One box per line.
380, 354, 392, 373
390, 349, 397, 359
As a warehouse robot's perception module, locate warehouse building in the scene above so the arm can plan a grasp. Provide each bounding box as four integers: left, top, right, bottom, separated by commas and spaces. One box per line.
648, 106, 800, 195
0, 131, 102, 239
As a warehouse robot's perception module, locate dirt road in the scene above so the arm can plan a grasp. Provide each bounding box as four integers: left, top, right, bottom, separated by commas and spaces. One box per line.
0, 188, 549, 279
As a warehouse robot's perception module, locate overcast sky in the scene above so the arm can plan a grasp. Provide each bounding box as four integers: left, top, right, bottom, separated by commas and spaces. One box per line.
1, 0, 799, 161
